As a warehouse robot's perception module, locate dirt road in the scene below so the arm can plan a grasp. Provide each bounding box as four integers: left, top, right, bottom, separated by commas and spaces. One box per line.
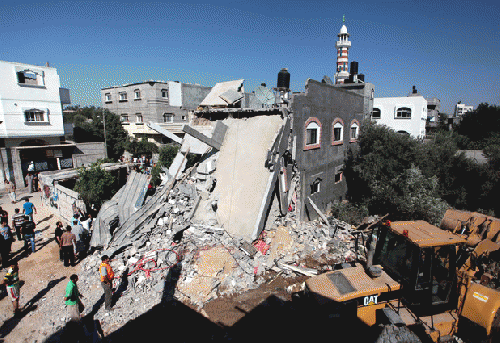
0, 189, 80, 342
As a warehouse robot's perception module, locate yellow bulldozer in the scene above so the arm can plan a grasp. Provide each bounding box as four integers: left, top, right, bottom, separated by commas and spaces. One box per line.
298, 209, 500, 342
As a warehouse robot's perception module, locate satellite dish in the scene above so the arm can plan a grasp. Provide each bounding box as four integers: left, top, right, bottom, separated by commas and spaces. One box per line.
254, 85, 276, 107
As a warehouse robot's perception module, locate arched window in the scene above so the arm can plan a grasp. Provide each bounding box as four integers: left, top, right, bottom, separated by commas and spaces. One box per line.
371, 108, 381, 119
350, 120, 360, 142
304, 117, 321, 150
396, 107, 411, 119
332, 118, 344, 145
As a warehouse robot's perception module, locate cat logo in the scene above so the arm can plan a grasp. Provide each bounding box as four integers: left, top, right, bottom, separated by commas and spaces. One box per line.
363, 295, 378, 306
473, 292, 488, 303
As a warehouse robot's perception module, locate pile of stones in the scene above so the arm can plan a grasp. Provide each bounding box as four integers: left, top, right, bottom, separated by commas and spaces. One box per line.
75, 175, 361, 332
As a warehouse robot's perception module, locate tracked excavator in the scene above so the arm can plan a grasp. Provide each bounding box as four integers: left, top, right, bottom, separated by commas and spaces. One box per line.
298, 210, 500, 342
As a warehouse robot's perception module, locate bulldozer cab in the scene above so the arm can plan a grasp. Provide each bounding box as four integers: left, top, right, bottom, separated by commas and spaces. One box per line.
372, 221, 466, 316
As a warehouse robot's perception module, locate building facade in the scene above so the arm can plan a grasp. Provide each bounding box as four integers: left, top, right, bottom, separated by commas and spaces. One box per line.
454, 102, 473, 117
101, 81, 211, 143
0, 60, 74, 188
372, 93, 427, 139
291, 79, 369, 221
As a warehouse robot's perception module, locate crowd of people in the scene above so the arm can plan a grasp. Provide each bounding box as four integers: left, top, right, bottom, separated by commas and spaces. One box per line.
0, 198, 39, 268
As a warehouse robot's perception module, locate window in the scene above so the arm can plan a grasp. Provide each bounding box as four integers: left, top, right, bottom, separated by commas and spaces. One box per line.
163, 113, 174, 123
119, 92, 127, 101
181, 115, 186, 121
335, 171, 343, 183
16, 69, 44, 86
396, 107, 411, 119
105, 93, 112, 102
136, 114, 143, 123
306, 123, 319, 145
332, 119, 344, 145
161, 89, 168, 98
350, 120, 360, 142
134, 89, 141, 99
371, 108, 381, 119
121, 114, 129, 122
304, 118, 321, 150
24, 109, 46, 122
310, 179, 321, 194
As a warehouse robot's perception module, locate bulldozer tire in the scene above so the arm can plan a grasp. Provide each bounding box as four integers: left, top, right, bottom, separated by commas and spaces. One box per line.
375, 324, 422, 343
489, 309, 500, 343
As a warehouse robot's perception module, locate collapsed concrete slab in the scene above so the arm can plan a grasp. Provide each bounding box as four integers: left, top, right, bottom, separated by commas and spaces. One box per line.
182, 121, 228, 151
212, 115, 286, 242
147, 121, 183, 144
200, 79, 244, 107
90, 171, 149, 248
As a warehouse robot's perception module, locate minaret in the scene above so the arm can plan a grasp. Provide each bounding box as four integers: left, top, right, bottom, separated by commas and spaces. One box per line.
335, 16, 351, 84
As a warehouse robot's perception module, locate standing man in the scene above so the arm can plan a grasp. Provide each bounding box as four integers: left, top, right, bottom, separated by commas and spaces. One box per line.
3, 263, 20, 317
12, 209, 25, 241
5, 179, 16, 203
64, 274, 84, 322
60, 226, 76, 267
71, 219, 88, 261
23, 198, 37, 222
25, 173, 33, 194
54, 221, 64, 261
99, 255, 114, 311
21, 216, 36, 254
0, 219, 14, 267
32, 173, 39, 192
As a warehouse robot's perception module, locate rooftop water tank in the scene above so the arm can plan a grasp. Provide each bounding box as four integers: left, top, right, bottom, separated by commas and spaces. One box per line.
277, 68, 290, 89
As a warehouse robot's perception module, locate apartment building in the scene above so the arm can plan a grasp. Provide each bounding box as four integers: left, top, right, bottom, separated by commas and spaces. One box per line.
0, 60, 73, 188
101, 81, 211, 143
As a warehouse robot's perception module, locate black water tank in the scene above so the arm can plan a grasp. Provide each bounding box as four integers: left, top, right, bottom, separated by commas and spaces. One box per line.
358, 74, 365, 82
350, 61, 358, 76
277, 68, 290, 89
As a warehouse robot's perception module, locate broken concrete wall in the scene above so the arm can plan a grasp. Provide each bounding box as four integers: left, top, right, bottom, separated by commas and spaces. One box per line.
290, 79, 365, 221
213, 115, 285, 242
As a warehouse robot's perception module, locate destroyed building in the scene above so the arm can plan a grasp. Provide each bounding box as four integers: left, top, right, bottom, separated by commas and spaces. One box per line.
83, 64, 374, 316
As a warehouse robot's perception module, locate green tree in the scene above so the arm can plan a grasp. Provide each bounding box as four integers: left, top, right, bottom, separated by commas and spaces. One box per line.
455, 103, 500, 149
125, 137, 159, 157
74, 162, 119, 212
70, 106, 129, 161
344, 122, 498, 220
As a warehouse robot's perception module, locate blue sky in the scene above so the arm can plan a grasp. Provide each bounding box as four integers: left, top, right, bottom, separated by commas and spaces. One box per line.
1, 0, 499, 114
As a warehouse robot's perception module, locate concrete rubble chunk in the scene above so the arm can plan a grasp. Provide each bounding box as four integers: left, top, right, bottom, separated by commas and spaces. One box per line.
168, 152, 188, 179
212, 115, 286, 242
182, 122, 227, 151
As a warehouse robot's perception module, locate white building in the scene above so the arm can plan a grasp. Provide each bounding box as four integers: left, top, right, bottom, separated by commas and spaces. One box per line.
454, 102, 473, 117
372, 92, 427, 139
0, 60, 71, 188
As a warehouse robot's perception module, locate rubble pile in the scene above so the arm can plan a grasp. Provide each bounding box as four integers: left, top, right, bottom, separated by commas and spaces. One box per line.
76, 173, 359, 330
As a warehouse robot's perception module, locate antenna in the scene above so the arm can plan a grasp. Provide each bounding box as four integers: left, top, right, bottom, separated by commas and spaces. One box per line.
254, 84, 276, 108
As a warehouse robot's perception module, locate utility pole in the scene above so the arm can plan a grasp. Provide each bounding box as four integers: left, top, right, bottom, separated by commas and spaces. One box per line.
103, 108, 108, 158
